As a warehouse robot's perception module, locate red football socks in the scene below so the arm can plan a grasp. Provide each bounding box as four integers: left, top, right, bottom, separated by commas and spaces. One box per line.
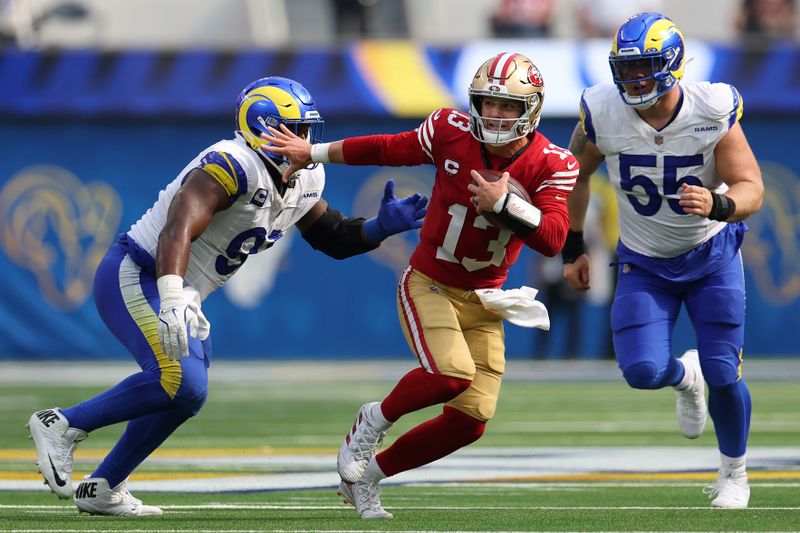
379, 367, 471, 422
376, 406, 485, 477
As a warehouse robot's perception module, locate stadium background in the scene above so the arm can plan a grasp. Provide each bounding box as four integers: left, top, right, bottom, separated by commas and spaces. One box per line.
1, 0, 799, 360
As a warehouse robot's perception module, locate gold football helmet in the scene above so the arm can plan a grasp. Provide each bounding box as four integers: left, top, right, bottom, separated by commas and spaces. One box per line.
468, 52, 545, 145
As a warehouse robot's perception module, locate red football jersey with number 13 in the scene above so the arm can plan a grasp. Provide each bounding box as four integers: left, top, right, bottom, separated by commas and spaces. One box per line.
341, 107, 577, 289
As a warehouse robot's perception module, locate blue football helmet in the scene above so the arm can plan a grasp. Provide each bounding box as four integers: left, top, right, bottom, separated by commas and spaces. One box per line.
235, 76, 324, 171
609, 12, 685, 108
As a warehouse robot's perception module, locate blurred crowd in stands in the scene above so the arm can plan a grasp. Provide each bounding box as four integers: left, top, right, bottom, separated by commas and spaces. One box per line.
0, 0, 797, 49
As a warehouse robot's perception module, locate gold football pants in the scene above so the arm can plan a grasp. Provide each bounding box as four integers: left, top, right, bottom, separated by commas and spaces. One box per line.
396, 267, 505, 422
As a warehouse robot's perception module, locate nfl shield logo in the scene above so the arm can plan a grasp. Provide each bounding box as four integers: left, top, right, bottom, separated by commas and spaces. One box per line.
654, 134, 664, 145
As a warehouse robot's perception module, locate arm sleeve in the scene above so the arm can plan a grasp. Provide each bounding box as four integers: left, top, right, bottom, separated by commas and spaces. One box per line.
300, 205, 378, 260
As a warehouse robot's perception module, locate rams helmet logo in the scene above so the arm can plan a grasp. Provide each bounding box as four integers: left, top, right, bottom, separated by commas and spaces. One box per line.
235, 76, 324, 167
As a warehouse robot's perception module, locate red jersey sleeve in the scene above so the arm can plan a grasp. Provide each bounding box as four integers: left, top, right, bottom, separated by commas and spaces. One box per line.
521, 152, 578, 256
341, 109, 445, 167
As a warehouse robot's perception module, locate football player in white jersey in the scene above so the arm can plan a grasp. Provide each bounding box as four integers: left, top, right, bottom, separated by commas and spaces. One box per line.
25, 76, 428, 517
562, 13, 763, 509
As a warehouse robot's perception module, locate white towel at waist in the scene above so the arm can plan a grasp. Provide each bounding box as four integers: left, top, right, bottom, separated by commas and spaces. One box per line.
473, 286, 550, 330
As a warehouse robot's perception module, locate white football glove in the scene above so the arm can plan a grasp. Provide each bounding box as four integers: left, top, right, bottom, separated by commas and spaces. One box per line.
157, 275, 199, 361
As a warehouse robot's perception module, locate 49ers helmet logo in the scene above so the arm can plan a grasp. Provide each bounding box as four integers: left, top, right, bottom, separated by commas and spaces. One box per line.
528, 65, 544, 87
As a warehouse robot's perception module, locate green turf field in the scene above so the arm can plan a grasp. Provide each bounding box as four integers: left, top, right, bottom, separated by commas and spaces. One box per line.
0, 361, 798, 531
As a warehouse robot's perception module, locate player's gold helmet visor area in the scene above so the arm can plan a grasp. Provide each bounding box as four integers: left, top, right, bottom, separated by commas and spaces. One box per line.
468, 52, 545, 145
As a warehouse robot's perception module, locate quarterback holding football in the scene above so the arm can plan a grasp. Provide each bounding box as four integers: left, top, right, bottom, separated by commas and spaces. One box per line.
263, 52, 577, 519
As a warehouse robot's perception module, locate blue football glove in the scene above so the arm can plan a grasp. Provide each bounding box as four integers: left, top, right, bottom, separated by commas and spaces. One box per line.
363, 179, 428, 244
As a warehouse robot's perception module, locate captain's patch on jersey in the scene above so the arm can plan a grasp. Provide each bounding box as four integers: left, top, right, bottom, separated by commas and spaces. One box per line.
200, 151, 248, 201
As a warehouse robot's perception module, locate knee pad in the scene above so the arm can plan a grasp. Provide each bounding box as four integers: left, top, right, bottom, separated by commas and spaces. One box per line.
443, 406, 486, 443
172, 372, 209, 415
700, 354, 741, 388
621, 360, 662, 389
172, 384, 208, 415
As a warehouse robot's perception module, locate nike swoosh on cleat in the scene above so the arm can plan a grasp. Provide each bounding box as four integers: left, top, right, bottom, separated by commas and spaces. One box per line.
47, 455, 67, 487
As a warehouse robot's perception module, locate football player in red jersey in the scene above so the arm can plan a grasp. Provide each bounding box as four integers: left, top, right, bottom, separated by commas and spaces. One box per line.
262, 53, 578, 519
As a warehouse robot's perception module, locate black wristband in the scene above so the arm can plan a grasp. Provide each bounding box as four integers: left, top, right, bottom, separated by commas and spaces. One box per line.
708, 193, 736, 222
561, 230, 586, 264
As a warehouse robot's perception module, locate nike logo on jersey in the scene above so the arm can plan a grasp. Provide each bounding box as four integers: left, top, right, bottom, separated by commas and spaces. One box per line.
556, 195, 566, 201
47, 455, 67, 487
567, 161, 577, 170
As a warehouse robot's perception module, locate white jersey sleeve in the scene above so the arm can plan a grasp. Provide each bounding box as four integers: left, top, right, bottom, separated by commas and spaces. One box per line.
580, 82, 742, 258
128, 135, 325, 298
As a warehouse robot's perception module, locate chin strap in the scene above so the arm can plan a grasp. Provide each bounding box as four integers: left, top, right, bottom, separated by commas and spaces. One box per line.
262, 152, 300, 185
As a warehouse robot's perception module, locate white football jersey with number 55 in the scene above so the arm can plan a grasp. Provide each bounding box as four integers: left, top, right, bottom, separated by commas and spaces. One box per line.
580, 82, 744, 258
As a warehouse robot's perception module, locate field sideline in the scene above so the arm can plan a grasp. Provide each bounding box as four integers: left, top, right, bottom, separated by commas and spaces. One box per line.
0, 360, 798, 531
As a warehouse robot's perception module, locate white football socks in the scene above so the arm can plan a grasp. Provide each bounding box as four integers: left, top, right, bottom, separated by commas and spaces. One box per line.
720, 452, 746, 475
362, 456, 387, 484
368, 403, 393, 432
674, 358, 695, 391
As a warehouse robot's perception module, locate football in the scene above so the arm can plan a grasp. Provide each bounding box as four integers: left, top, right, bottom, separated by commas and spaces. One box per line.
472, 169, 531, 230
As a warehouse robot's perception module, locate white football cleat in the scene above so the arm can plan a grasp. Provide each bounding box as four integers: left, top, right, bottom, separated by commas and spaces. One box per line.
27, 408, 87, 499
74, 477, 163, 516
704, 470, 750, 509
338, 479, 393, 519
338, 402, 389, 483
675, 350, 707, 439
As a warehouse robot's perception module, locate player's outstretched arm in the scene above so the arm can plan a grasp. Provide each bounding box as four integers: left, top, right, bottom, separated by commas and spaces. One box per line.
297, 179, 428, 259
155, 169, 229, 359
363, 179, 428, 243
679, 122, 763, 222
562, 121, 604, 292
260, 124, 345, 183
